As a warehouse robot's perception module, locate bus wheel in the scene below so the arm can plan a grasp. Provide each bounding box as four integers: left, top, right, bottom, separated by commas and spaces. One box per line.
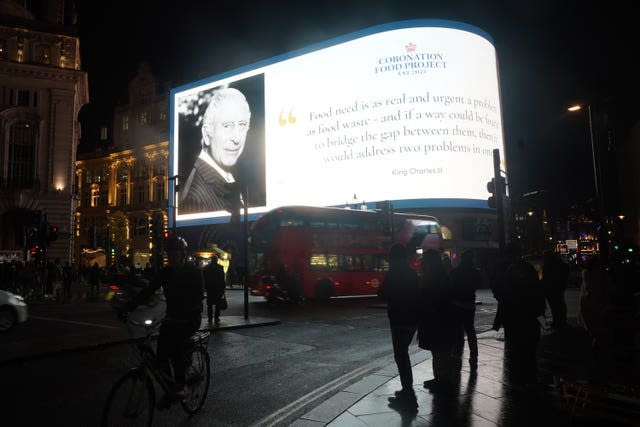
315, 280, 333, 301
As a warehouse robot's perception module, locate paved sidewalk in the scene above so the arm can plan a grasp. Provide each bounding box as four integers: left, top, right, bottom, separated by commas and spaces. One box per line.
289, 330, 640, 427
288, 289, 640, 427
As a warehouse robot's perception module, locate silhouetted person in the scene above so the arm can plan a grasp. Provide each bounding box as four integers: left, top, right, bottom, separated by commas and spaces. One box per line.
203, 256, 226, 323
500, 243, 546, 388
378, 243, 421, 408
542, 250, 569, 329
419, 249, 464, 394
62, 261, 73, 303
450, 249, 481, 370
120, 236, 204, 399
89, 262, 100, 296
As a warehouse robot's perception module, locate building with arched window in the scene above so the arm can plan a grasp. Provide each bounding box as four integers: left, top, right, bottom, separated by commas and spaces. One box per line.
75, 63, 169, 268
0, 0, 88, 263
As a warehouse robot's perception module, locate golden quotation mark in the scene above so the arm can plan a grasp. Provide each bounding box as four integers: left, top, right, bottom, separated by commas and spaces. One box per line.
278, 108, 296, 127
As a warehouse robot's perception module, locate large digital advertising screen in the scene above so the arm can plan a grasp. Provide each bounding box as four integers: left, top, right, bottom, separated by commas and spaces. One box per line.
170, 19, 505, 226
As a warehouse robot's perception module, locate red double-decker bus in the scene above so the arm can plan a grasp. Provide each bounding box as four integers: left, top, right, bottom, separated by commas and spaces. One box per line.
249, 205, 443, 301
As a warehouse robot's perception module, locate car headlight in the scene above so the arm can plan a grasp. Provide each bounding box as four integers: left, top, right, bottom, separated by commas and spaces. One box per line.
9, 294, 25, 304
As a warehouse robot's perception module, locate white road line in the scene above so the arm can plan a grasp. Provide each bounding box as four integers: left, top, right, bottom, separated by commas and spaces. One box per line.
30, 315, 119, 330
251, 356, 391, 427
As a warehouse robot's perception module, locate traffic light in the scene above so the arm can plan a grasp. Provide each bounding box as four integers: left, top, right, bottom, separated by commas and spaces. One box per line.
486, 176, 506, 209
48, 224, 59, 241
487, 178, 497, 208
148, 216, 155, 238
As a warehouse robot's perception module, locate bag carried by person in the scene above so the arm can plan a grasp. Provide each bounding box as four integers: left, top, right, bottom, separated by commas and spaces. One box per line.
219, 293, 228, 310
418, 310, 437, 350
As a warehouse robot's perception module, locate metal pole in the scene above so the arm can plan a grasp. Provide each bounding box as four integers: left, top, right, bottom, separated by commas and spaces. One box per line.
587, 105, 608, 264
169, 175, 178, 235
493, 149, 505, 255
243, 184, 249, 320
587, 105, 600, 203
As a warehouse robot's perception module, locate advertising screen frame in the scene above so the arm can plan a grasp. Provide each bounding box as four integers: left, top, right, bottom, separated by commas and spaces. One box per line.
170, 19, 504, 228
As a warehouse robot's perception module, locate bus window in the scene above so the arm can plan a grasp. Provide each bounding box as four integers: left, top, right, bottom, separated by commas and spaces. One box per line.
327, 254, 339, 271
309, 253, 327, 271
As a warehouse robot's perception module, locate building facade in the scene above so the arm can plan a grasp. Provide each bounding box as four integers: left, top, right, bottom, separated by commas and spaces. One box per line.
74, 63, 169, 268
0, 0, 88, 263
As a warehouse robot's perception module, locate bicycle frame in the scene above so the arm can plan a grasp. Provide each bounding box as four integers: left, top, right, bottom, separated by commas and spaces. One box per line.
127, 318, 211, 397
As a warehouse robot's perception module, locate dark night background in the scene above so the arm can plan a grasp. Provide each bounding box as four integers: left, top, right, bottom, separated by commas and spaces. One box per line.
75, 0, 639, 215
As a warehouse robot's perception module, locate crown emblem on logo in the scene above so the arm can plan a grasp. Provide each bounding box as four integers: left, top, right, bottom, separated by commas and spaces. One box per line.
405, 42, 416, 52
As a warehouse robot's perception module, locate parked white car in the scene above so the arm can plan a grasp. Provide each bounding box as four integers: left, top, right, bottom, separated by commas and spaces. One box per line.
0, 289, 28, 331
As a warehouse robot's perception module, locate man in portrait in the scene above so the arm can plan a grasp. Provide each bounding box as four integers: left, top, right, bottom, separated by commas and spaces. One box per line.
179, 87, 251, 216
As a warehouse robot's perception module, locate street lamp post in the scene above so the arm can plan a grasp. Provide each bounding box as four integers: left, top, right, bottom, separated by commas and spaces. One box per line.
568, 104, 600, 204
568, 103, 608, 262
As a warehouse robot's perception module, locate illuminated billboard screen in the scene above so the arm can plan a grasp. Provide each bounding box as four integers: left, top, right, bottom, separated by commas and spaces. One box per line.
170, 19, 504, 227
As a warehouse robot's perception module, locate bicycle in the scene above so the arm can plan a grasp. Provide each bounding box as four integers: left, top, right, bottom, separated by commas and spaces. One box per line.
101, 316, 211, 426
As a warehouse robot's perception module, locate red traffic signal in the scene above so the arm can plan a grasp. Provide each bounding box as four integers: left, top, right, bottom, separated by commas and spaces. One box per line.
48, 224, 59, 241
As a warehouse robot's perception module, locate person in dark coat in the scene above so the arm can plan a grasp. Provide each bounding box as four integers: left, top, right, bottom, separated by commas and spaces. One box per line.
62, 261, 73, 303
120, 236, 204, 399
500, 243, 546, 388
419, 249, 464, 394
450, 249, 482, 371
179, 88, 249, 218
89, 262, 100, 296
203, 256, 226, 323
542, 250, 569, 330
378, 243, 421, 407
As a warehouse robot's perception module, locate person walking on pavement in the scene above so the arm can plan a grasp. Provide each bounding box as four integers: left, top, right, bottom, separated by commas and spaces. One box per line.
450, 249, 481, 371
542, 250, 569, 330
378, 243, 421, 408
419, 249, 464, 394
499, 243, 546, 389
203, 255, 226, 324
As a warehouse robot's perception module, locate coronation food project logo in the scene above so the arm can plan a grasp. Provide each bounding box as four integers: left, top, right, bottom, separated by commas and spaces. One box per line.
374, 42, 447, 75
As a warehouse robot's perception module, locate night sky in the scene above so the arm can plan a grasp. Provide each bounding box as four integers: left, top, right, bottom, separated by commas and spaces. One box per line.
74, 0, 639, 214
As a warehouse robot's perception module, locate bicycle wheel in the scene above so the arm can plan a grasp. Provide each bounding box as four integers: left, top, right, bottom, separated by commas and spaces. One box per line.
181, 346, 211, 414
102, 368, 155, 427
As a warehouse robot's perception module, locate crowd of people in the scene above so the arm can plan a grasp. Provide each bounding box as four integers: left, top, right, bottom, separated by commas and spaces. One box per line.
378, 242, 571, 410
0, 258, 107, 303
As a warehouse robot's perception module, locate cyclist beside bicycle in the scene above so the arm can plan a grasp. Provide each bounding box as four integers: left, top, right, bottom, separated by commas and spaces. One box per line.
119, 235, 204, 399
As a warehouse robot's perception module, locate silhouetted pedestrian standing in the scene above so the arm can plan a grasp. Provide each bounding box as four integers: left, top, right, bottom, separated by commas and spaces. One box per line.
203, 256, 226, 323
89, 262, 100, 296
379, 243, 421, 408
419, 249, 464, 394
62, 262, 73, 303
450, 249, 481, 371
542, 250, 569, 330
500, 243, 546, 388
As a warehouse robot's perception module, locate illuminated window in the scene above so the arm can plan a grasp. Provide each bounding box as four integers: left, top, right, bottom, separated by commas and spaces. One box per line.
37, 45, 51, 64
153, 163, 166, 177
100, 126, 108, 140
118, 163, 128, 181
159, 105, 167, 121
134, 183, 146, 205
155, 179, 165, 201
91, 188, 100, 207
7, 122, 35, 188
118, 185, 128, 206
122, 115, 129, 131
140, 111, 147, 126
133, 161, 148, 178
